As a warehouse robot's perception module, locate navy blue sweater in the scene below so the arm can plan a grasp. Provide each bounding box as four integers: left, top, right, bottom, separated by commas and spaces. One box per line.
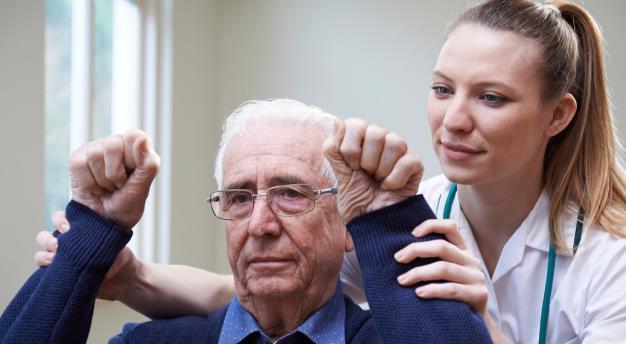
0, 197, 491, 343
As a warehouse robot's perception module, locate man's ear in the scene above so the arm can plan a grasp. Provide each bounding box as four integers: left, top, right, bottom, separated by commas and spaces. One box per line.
546, 92, 577, 137
345, 231, 355, 252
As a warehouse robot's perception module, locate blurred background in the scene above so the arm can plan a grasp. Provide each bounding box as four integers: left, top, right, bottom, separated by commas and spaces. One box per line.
1, 0, 624, 342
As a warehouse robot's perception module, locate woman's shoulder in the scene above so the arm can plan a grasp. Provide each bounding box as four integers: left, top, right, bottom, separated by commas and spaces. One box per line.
567, 214, 626, 281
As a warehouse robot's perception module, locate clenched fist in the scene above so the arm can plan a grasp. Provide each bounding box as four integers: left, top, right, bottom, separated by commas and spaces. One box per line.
323, 118, 423, 222
69, 129, 160, 229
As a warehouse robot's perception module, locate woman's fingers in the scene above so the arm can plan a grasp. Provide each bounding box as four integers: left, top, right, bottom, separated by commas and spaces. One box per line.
412, 219, 467, 250
34, 230, 57, 267
51, 210, 70, 233
34, 251, 55, 267
35, 230, 57, 252
395, 239, 479, 268
397, 260, 484, 286
415, 282, 488, 314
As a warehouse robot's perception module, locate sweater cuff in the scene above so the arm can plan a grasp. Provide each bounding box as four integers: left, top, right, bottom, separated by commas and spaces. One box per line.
56, 200, 133, 271
347, 195, 436, 260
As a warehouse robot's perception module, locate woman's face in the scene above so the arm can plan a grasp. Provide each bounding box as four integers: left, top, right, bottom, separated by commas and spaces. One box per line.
427, 24, 556, 186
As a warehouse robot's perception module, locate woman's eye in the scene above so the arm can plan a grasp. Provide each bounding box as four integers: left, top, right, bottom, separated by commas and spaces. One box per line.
480, 93, 507, 105
431, 86, 452, 96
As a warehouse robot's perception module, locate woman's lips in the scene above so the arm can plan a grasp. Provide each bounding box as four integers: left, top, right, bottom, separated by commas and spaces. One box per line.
441, 142, 484, 161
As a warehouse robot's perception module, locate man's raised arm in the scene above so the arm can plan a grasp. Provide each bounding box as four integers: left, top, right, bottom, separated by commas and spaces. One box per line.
324, 118, 492, 343
0, 131, 158, 343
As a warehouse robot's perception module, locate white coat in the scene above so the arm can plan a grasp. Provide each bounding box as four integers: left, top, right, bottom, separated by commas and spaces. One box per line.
341, 174, 626, 343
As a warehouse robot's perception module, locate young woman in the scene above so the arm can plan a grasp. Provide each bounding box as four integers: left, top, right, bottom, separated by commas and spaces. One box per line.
35, 0, 626, 342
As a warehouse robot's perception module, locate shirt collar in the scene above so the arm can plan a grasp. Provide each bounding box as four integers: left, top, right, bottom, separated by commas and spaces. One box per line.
524, 190, 552, 252
218, 283, 346, 344
525, 190, 582, 254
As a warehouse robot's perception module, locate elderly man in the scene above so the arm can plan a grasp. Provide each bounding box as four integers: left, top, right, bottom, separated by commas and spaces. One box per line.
0, 99, 490, 343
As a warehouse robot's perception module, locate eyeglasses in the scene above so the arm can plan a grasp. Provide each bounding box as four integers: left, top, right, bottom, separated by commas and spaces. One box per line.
207, 184, 337, 220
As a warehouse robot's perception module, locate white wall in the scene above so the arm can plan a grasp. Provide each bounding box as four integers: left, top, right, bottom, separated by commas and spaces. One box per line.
0, 0, 45, 315
216, 0, 625, 180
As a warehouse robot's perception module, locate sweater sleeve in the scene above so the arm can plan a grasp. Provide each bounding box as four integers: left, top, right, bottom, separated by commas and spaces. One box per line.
347, 195, 492, 344
0, 201, 132, 344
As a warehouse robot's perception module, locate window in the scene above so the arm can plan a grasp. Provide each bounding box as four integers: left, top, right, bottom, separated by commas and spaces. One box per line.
45, 0, 172, 263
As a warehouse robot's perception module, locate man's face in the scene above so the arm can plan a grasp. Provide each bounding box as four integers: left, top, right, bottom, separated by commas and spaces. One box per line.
221, 121, 351, 301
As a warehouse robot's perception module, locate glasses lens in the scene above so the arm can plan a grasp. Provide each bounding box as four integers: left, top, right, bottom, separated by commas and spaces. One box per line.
211, 190, 253, 219
268, 184, 315, 216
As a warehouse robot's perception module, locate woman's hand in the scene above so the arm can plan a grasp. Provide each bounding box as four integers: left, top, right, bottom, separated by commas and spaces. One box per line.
35, 210, 235, 319
394, 219, 488, 314
35, 210, 140, 301
394, 218, 510, 343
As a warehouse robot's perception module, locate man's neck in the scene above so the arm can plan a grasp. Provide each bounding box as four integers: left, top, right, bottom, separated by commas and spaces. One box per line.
457, 163, 544, 277
238, 283, 337, 339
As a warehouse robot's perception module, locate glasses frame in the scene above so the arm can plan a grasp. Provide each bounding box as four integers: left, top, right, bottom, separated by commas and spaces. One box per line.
206, 183, 338, 220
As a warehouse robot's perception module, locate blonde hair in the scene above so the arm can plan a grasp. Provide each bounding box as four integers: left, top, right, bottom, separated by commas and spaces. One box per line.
452, 0, 626, 250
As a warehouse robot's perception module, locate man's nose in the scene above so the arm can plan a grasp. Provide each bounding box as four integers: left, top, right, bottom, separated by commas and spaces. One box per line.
442, 93, 474, 133
247, 197, 282, 237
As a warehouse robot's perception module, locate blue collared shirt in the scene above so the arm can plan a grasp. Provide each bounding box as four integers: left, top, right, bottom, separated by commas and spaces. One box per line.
218, 285, 346, 344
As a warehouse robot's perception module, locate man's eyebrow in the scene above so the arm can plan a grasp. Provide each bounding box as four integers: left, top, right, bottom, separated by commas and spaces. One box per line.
268, 175, 307, 186
222, 180, 254, 190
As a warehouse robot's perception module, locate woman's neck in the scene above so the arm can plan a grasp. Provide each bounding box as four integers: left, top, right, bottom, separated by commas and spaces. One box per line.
458, 166, 544, 277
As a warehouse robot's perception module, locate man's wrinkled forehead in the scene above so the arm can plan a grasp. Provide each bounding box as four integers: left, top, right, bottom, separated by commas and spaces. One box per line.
224, 171, 314, 191
221, 123, 327, 189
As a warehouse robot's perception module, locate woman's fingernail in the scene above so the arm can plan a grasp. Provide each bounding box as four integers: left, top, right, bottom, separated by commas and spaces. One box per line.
416, 288, 425, 297
60, 223, 70, 232
394, 251, 404, 261
397, 274, 407, 284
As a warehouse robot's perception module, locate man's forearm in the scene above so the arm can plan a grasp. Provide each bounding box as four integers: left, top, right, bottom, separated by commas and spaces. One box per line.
118, 262, 234, 319
348, 195, 492, 343
0, 201, 131, 343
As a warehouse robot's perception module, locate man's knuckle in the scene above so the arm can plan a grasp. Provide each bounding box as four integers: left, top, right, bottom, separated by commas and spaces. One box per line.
385, 133, 407, 154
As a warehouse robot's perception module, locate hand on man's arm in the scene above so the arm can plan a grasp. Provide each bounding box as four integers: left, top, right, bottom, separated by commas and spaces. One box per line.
324, 118, 492, 343
34, 212, 235, 319
1, 130, 161, 343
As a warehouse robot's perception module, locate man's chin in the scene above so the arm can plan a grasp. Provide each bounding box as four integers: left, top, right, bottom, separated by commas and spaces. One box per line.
245, 277, 303, 298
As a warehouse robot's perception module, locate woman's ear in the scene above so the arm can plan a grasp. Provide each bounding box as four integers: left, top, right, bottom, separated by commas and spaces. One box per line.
547, 92, 577, 137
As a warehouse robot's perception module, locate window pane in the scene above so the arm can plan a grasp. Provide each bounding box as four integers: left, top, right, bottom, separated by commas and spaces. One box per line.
92, 0, 113, 139
45, 0, 72, 223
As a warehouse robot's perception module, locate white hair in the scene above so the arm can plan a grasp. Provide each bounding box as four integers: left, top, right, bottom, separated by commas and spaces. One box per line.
214, 99, 337, 188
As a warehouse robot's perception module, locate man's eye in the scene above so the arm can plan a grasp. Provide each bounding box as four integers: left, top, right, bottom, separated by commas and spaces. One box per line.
229, 193, 250, 204
279, 188, 305, 199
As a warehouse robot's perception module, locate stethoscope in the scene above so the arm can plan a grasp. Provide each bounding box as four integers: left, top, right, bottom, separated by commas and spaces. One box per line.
442, 183, 584, 344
